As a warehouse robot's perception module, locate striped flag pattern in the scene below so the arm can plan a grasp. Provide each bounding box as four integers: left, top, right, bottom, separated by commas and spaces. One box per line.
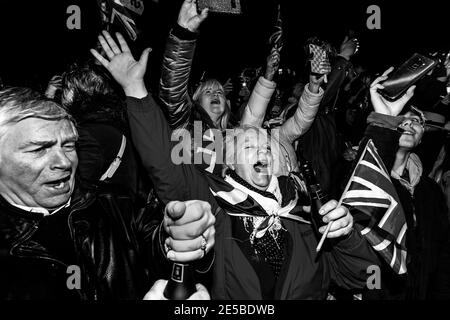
341, 139, 408, 274
98, 0, 144, 41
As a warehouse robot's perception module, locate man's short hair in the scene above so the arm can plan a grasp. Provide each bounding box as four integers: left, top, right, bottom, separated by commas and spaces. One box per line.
61, 63, 116, 108
0, 87, 76, 140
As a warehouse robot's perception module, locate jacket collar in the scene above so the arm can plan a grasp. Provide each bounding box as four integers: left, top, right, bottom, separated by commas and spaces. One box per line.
391, 153, 423, 194
0, 187, 93, 249
10, 199, 71, 217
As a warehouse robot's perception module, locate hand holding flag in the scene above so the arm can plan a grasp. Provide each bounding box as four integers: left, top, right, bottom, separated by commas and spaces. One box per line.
332, 139, 408, 274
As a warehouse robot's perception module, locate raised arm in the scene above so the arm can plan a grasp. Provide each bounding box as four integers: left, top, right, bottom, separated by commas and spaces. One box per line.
358, 67, 416, 170
91, 30, 217, 268
159, 0, 209, 128
240, 49, 280, 127
278, 74, 325, 144
319, 36, 359, 112
91, 31, 214, 204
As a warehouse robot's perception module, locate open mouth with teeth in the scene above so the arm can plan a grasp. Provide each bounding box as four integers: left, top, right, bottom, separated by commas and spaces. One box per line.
45, 175, 71, 190
253, 161, 269, 173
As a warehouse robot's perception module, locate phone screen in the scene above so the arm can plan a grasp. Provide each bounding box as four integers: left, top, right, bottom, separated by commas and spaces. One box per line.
197, 0, 242, 15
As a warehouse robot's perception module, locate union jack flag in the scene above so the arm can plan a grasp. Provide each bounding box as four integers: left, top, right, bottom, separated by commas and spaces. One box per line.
341, 139, 408, 274
98, 0, 145, 41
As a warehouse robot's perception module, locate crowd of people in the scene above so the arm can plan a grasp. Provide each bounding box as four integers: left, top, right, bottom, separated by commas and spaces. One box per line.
1, 0, 450, 300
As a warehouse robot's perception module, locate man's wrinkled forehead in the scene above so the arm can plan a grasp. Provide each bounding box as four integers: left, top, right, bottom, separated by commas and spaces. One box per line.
19, 118, 78, 140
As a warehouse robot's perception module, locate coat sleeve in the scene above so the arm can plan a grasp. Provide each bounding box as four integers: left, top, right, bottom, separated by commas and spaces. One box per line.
126, 93, 218, 275
240, 76, 276, 127
126, 93, 217, 207
323, 228, 382, 290
358, 112, 403, 172
279, 84, 323, 145
319, 55, 352, 112
159, 24, 198, 129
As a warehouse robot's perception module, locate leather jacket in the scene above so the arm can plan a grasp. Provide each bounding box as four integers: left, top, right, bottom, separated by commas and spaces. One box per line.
159, 24, 207, 131
0, 186, 168, 300
159, 24, 233, 175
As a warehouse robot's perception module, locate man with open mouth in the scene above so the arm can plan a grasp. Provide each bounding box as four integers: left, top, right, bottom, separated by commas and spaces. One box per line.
0, 87, 214, 300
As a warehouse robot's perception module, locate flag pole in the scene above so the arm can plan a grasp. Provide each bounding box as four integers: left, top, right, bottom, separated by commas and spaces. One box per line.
316, 140, 372, 252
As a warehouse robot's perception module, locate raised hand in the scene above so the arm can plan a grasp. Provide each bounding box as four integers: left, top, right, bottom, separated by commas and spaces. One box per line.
309, 73, 326, 93
45, 75, 62, 99
222, 78, 234, 97
339, 36, 359, 60
178, 0, 209, 33
264, 48, 281, 81
90, 30, 151, 98
369, 67, 416, 116
164, 200, 216, 263
143, 279, 210, 300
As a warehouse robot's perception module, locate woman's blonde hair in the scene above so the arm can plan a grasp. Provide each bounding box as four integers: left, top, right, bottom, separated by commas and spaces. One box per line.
192, 78, 231, 130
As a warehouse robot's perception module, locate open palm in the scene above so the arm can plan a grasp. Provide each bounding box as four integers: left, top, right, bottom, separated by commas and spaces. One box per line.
177, 0, 209, 32
90, 31, 151, 91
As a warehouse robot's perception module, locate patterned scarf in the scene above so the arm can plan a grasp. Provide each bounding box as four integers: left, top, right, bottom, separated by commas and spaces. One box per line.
205, 171, 311, 243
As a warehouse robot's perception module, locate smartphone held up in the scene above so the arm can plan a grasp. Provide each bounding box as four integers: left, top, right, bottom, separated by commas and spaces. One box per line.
377, 53, 438, 101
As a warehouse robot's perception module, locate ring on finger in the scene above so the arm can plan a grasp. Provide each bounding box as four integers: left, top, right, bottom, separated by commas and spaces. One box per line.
200, 234, 207, 255
164, 241, 171, 255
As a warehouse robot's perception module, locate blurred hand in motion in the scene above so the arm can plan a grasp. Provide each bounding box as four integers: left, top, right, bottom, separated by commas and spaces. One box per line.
265, 48, 281, 81
178, 0, 209, 33
45, 75, 62, 99
222, 78, 233, 97
309, 73, 326, 93
369, 67, 416, 116
143, 279, 210, 300
90, 30, 151, 98
339, 36, 360, 60
164, 200, 216, 263
343, 146, 358, 162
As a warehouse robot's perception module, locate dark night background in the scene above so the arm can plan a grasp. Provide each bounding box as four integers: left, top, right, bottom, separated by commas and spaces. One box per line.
0, 0, 448, 91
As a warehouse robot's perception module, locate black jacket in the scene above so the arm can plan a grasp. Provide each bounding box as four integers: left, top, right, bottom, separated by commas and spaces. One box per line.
159, 25, 235, 175
159, 24, 214, 131
0, 187, 168, 300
